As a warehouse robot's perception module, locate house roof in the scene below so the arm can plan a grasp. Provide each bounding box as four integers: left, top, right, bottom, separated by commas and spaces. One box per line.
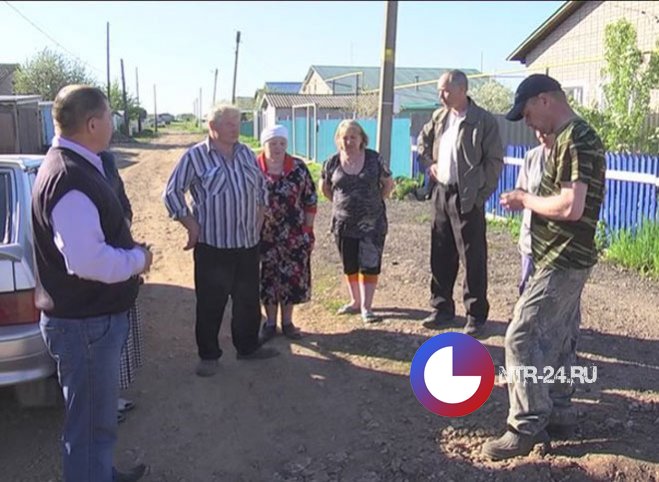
263, 82, 302, 94
303, 65, 485, 110
0, 63, 19, 80
261, 93, 375, 110
507, 1, 585, 63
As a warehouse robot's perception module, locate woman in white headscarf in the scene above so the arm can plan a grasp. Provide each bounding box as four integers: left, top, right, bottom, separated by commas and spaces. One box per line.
257, 125, 318, 342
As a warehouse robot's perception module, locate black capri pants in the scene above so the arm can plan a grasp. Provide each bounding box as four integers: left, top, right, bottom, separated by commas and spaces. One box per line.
335, 234, 386, 276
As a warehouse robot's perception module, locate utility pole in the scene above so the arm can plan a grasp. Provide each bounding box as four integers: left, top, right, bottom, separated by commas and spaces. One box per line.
194, 98, 198, 128
153, 84, 158, 133
120, 59, 129, 136
106, 22, 111, 100
376, 0, 398, 169
199, 87, 203, 124
135, 67, 141, 132
212, 68, 218, 106
231, 31, 241, 104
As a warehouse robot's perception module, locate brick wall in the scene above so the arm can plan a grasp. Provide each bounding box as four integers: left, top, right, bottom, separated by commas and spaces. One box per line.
525, 1, 659, 109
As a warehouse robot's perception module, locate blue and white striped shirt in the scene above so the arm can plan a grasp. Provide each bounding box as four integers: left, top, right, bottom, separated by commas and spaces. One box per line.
163, 138, 268, 249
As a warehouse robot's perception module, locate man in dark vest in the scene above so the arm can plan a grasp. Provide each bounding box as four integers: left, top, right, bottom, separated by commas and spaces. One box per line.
32, 85, 152, 482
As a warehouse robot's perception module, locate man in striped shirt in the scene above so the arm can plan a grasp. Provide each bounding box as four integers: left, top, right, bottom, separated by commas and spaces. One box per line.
163, 104, 279, 377
483, 74, 605, 460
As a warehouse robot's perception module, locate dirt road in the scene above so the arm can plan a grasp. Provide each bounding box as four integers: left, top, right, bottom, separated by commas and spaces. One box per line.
1, 132, 657, 481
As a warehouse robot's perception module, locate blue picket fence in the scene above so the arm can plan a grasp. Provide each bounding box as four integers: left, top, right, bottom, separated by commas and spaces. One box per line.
412, 145, 659, 235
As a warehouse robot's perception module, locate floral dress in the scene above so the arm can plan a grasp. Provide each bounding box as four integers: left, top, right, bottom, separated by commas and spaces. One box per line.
100, 152, 144, 390
258, 153, 318, 305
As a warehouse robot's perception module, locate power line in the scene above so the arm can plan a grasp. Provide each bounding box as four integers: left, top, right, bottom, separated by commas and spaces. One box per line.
3, 0, 104, 75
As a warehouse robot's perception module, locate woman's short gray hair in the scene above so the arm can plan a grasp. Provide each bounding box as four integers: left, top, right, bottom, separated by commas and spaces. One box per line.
207, 104, 240, 124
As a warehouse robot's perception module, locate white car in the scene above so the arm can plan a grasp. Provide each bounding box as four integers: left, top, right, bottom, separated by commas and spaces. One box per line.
0, 155, 59, 406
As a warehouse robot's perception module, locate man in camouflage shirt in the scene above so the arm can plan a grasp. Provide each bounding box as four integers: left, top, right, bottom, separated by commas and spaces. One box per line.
482, 74, 605, 460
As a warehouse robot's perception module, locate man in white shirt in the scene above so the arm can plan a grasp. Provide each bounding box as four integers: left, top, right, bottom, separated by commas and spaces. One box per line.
417, 70, 504, 337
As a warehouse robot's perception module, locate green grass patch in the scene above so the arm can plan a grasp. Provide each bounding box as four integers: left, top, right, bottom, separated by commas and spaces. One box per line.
605, 221, 659, 278
313, 269, 345, 313
594, 220, 609, 254
304, 161, 329, 203
133, 129, 160, 140
166, 120, 205, 133
487, 215, 522, 240
240, 135, 260, 150
322, 298, 345, 314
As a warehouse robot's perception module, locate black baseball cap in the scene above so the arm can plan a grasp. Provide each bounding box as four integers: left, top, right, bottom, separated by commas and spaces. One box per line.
505, 74, 563, 121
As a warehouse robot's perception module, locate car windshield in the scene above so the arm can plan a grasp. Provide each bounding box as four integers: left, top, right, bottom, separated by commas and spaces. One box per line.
0, 172, 11, 245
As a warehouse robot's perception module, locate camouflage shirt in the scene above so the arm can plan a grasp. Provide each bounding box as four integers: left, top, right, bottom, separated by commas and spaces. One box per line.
531, 118, 606, 270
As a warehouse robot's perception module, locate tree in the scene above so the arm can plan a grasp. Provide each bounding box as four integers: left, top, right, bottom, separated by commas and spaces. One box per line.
575, 19, 659, 152
177, 113, 196, 122
470, 79, 514, 113
107, 81, 146, 122
13, 48, 97, 100
342, 93, 380, 118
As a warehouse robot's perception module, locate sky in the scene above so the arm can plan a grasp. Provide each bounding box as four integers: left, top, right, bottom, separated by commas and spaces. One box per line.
1, 1, 563, 115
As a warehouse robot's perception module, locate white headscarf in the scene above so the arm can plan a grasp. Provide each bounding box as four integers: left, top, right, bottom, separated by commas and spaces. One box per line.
260, 125, 289, 145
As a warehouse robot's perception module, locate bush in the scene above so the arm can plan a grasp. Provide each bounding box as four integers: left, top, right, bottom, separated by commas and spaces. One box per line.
594, 220, 609, 254
240, 135, 260, 150
487, 215, 521, 240
306, 162, 322, 186
392, 175, 425, 201
133, 129, 159, 139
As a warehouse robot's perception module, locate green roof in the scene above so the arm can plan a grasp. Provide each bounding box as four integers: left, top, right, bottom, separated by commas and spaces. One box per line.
307, 65, 485, 111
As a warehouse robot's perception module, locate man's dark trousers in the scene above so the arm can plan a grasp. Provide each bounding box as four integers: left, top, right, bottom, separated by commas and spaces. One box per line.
194, 243, 261, 359
430, 183, 489, 324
